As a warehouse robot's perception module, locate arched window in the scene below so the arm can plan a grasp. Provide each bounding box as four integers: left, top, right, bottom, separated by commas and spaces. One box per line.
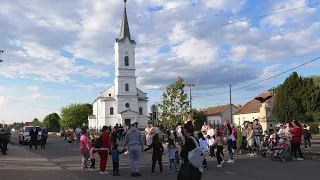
125, 56, 129, 66
125, 83, 129, 91
139, 107, 143, 115
110, 107, 114, 115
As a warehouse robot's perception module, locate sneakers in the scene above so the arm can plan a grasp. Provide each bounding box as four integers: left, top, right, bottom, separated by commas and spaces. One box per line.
175, 168, 178, 172
131, 172, 141, 177
227, 159, 235, 163
221, 160, 225, 164
217, 164, 222, 168
89, 168, 95, 172
100, 171, 108, 175
250, 153, 255, 156
296, 158, 304, 161
169, 170, 173, 173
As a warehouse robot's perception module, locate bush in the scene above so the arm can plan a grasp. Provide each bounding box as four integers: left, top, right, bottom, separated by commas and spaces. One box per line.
236, 128, 242, 149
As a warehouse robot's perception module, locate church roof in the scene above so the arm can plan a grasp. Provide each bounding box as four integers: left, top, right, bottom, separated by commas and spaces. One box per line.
116, 0, 136, 44
119, 109, 138, 114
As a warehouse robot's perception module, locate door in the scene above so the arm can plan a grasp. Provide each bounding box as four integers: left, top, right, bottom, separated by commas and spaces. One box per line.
125, 119, 131, 126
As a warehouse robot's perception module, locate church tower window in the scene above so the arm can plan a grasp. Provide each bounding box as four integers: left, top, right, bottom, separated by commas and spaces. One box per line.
139, 107, 143, 115
110, 107, 114, 115
125, 56, 129, 66
125, 83, 129, 91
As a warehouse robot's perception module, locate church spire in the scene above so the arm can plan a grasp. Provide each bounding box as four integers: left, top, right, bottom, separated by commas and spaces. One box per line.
119, 0, 131, 40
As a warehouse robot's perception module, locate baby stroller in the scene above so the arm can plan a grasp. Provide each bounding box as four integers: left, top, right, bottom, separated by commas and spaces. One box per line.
271, 135, 292, 162
261, 133, 277, 158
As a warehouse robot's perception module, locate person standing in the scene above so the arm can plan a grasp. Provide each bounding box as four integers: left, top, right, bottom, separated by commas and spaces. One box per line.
303, 125, 312, 149
75, 127, 82, 144
291, 121, 304, 160
41, 127, 48, 149
241, 121, 248, 152
60, 128, 65, 140
124, 124, 144, 177
144, 134, 164, 175
29, 126, 39, 150
0, 124, 10, 155
111, 126, 120, 145
98, 126, 111, 175
80, 130, 90, 169
246, 123, 255, 156
206, 124, 214, 138
253, 119, 262, 153
145, 124, 153, 146
201, 122, 208, 134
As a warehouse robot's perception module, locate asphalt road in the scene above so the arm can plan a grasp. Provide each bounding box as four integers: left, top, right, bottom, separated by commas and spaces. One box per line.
9, 134, 319, 180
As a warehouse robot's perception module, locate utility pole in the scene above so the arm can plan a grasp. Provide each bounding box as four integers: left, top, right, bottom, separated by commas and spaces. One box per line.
229, 85, 233, 125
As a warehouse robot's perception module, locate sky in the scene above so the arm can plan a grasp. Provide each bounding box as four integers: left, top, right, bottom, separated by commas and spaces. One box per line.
0, 0, 320, 124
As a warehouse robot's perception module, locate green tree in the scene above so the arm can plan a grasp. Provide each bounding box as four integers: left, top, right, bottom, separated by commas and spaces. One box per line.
273, 72, 320, 123
158, 77, 190, 126
309, 75, 320, 87
148, 104, 159, 124
60, 103, 93, 128
43, 113, 61, 131
192, 109, 207, 127
32, 118, 42, 127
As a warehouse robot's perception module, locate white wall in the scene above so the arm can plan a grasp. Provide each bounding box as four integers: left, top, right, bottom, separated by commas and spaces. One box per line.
221, 105, 238, 124
207, 115, 222, 125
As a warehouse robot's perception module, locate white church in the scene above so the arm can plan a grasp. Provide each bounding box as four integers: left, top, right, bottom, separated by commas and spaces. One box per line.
88, 1, 148, 129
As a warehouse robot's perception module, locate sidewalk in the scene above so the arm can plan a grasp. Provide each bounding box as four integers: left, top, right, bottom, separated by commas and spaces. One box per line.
0, 144, 82, 180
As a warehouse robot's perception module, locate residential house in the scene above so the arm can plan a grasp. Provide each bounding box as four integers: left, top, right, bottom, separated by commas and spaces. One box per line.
233, 91, 275, 133
207, 104, 237, 126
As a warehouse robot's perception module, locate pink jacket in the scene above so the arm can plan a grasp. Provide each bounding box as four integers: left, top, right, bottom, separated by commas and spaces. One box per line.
79, 135, 90, 152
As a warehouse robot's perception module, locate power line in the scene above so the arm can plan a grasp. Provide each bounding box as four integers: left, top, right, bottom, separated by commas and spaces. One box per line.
0, 94, 60, 111
73, 2, 320, 54
201, 56, 320, 97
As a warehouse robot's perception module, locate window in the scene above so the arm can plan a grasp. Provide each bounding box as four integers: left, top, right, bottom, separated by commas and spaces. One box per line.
109, 93, 111, 97
125, 56, 129, 66
125, 83, 129, 91
110, 107, 114, 115
139, 107, 143, 115
270, 124, 273, 127
125, 103, 130, 108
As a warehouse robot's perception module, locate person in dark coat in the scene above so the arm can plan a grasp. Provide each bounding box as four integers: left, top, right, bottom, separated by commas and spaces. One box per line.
41, 127, 48, 149
144, 134, 164, 174
29, 126, 39, 150
111, 126, 120, 144
0, 124, 10, 155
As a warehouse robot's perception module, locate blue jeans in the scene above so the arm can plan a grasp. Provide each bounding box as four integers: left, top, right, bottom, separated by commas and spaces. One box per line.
169, 158, 176, 171
254, 136, 261, 151
128, 145, 141, 173
175, 151, 180, 167
227, 139, 234, 160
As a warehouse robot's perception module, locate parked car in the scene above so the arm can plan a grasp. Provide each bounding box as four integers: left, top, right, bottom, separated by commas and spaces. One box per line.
19, 126, 42, 144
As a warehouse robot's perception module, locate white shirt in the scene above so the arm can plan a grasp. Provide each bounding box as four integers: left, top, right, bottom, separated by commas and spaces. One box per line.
75, 128, 81, 134
207, 128, 214, 137
207, 138, 215, 146
177, 127, 183, 137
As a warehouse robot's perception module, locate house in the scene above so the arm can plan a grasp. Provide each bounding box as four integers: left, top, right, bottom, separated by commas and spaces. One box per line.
88, 1, 148, 130
233, 91, 275, 133
207, 104, 237, 126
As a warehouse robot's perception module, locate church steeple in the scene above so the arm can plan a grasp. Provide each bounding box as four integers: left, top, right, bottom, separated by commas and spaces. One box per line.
119, 0, 131, 40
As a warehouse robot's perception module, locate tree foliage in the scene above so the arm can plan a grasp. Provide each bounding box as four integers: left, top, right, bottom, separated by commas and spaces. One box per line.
273, 72, 320, 123
192, 109, 207, 127
60, 103, 93, 128
43, 113, 61, 131
32, 118, 42, 127
309, 75, 320, 87
159, 77, 190, 126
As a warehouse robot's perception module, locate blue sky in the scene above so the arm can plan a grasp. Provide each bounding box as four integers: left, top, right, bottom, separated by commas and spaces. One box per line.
0, 0, 320, 124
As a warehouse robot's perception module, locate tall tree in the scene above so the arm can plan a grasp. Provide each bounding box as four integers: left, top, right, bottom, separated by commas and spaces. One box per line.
309, 75, 320, 87
159, 77, 190, 126
273, 72, 320, 123
60, 103, 93, 128
43, 113, 61, 131
32, 118, 42, 126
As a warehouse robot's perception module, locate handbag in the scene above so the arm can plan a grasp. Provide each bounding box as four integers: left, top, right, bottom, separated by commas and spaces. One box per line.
177, 161, 190, 180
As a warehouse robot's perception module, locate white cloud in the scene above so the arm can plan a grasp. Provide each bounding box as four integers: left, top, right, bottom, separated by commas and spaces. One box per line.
203, 0, 247, 13
26, 86, 39, 93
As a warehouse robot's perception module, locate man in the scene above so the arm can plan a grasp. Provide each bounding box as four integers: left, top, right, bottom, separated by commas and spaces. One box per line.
278, 124, 285, 135
0, 124, 10, 155
75, 126, 82, 143
29, 126, 39, 150
124, 124, 144, 177
118, 124, 124, 140
253, 119, 262, 152
41, 127, 48, 149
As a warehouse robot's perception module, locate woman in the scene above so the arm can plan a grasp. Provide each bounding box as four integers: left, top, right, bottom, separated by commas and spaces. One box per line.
98, 126, 111, 175
226, 123, 235, 163
179, 122, 202, 180
291, 121, 304, 160
79, 129, 90, 169
206, 124, 215, 138
246, 123, 254, 156
110, 126, 119, 145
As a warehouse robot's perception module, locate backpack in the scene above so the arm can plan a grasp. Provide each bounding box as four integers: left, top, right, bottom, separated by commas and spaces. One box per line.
95, 135, 102, 149
188, 136, 204, 169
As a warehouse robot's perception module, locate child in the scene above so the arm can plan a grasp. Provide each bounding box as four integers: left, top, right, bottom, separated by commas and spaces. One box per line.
213, 129, 226, 168
198, 132, 208, 169
68, 134, 75, 145
163, 139, 178, 172
207, 135, 215, 158
89, 141, 97, 171
109, 143, 125, 176
144, 134, 164, 175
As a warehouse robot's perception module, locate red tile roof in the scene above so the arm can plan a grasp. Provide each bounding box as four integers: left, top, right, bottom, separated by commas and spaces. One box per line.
207, 104, 236, 116
233, 91, 274, 115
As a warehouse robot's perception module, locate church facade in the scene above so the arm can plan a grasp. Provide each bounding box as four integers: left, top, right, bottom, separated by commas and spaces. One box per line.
88, 1, 148, 129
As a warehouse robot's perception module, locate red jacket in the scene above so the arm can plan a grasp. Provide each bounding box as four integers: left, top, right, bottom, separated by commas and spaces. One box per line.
291, 127, 302, 144
100, 132, 111, 150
